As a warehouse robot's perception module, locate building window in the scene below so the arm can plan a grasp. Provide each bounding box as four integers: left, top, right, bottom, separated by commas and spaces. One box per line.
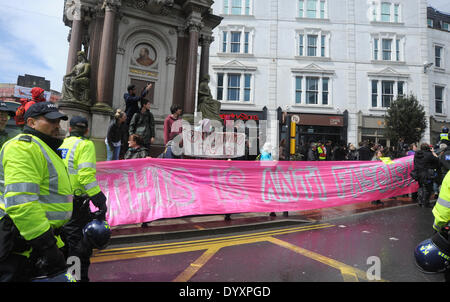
294, 75, 331, 106
216, 72, 253, 103
374, 38, 379, 60
370, 2, 402, 23
299, 0, 327, 19
370, 79, 407, 108
435, 86, 444, 114
443, 22, 449, 31
295, 77, 302, 104
435, 45, 443, 68
382, 81, 394, 108
372, 34, 404, 62
372, 80, 378, 107
307, 35, 317, 57
428, 18, 434, 27
223, 0, 252, 15
297, 30, 330, 58
230, 32, 241, 53
220, 27, 254, 55
217, 73, 224, 101
382, 39, 392, 61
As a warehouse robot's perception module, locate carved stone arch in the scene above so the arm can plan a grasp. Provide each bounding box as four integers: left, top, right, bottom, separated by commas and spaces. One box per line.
119, 25, 175, 60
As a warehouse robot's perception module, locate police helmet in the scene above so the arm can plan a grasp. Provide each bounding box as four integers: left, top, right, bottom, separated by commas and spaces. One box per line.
32, 271, 77, 282
83, 219, 111, 250
442, 126, 449, 133
414, 230, 450, 274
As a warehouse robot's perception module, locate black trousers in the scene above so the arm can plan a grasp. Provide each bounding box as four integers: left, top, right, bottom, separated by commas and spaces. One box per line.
417, 181, 433, 206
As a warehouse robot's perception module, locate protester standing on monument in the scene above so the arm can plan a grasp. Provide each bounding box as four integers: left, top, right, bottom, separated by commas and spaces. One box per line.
129, 98, 155, 150
124, 83, 152, 125
105, 109, 128, 161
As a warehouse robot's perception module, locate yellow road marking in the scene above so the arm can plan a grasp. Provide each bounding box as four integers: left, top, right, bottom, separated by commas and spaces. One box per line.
266, 237, 387, 282
91, 223, 389, 282
94, 223, 333, 256
91, 224, 335, 263
173, 247, 221, 282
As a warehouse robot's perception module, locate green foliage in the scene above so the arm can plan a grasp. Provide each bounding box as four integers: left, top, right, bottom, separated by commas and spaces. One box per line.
384, 95, 427, 144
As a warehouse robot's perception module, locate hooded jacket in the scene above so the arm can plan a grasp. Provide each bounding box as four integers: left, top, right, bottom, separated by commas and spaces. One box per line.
24, 87, 46, 112
413, 149, 439, 180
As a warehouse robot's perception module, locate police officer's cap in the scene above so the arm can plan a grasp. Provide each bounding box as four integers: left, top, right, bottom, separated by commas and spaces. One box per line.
24, 102, 68, 121
70, 116, 88, 128
0, 101, 16, 117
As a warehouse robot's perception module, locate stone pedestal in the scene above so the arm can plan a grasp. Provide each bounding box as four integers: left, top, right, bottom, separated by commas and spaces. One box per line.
58, 100, 92, 137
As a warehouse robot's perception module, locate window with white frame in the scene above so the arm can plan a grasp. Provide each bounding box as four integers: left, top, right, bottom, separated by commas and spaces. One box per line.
216, 72, 254, 103
372, 34, 404, 62
297, 30, 330, 58
435, 45, 444, 68
370, 1, 402, 23
220, 26, 254, 55
443, 22, 450, 31
223, 0, 252, 15
370, 79, 406, 108
298, 0, 328, 19
435, 85, 445, 114
294, 75, 331, 106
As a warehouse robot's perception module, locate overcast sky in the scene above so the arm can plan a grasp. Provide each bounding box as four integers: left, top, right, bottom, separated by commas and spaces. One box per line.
0, 0, 448, 92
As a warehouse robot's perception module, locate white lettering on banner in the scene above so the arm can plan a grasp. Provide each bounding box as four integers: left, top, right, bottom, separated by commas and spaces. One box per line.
262, 167, 327, 203
209, 168, 249, 205
96, 156, 417, 226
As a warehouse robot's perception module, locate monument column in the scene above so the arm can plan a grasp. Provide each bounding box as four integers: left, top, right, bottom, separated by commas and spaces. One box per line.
199, 35, 214, 82
183, 16, 203, 117
66, 19, 84, 74
95, 0, 120, 110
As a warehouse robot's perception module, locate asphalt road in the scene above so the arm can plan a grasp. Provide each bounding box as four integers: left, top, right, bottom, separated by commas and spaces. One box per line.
89, 204, 445, 282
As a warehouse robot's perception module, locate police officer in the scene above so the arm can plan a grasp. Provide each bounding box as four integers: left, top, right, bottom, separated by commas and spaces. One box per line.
58, 116, 107, 282
0, 102, 71, 282
433, 167, 450, 233
413, 143, 440, 208
436, 126, 450, 148
0, 101, 16, 149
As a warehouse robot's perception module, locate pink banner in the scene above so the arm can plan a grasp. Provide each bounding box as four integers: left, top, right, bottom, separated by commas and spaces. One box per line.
96, 156, 418, 226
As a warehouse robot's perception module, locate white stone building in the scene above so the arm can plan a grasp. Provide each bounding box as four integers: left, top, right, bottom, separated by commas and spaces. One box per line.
208, 0, 444, 147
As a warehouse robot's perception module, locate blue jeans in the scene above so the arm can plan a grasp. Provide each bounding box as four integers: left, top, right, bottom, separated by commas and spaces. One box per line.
106, 143, 121, 161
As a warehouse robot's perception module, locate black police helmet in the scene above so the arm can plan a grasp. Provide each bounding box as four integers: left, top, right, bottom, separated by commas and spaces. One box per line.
82, 219, 111, 250
414, 230, 450, 274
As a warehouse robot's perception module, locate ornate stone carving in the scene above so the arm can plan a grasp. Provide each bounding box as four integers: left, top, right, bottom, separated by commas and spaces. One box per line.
197, 74, 222, 122
62, 51, 92, 105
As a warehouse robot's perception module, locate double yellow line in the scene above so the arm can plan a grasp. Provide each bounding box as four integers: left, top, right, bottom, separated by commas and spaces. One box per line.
91, 223, 386, 282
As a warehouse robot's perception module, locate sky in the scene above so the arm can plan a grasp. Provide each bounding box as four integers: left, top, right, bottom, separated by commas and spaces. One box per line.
0, 0, 448, 92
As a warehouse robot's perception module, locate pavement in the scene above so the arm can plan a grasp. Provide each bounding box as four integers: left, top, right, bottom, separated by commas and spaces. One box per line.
109, 195, 419, 245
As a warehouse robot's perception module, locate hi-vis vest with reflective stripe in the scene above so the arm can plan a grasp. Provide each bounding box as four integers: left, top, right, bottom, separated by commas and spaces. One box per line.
433, 171, 450, 231
59, 136, 100, 197
318, 146, 326, 160
0, 134, 73, 241
440, 133, 449, 141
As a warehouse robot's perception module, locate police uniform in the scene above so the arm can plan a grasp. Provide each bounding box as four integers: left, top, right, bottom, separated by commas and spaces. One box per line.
58, 116, 107, 282
0, 101, 16, 149
433, 171, 450, 232
0, 102, 71, 282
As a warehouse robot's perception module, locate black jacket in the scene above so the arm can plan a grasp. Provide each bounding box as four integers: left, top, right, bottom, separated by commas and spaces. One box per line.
413, 150, 439, 181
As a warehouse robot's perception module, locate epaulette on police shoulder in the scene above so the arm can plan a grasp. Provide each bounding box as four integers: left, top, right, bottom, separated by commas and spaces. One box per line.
18, 135, 32, 143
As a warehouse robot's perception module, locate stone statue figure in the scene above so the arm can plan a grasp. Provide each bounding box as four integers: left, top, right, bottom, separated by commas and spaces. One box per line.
62, 51, 91, 105
197, 74, 222, 123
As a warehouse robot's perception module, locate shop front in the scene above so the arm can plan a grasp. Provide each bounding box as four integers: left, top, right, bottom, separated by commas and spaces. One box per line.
287, 112, 348, 147
358, 113, 390, 147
